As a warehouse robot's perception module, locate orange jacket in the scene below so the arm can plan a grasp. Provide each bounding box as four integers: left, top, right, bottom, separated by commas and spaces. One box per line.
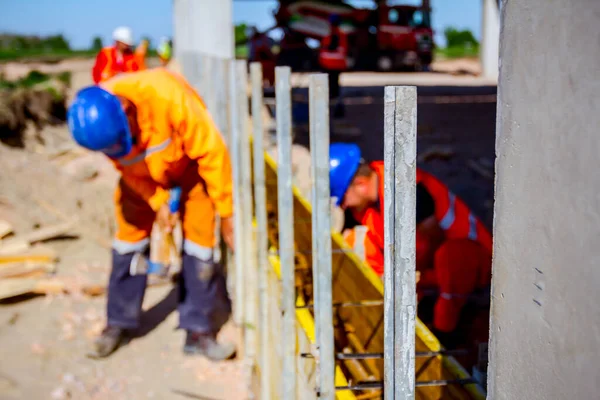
92, 46, 146, 84
100, 68, 233, 218
319, 27, 349, 71
346, 162, 492, 275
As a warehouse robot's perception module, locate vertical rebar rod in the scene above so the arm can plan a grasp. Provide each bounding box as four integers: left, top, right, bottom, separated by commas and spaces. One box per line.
276, 66, 296, 400
236, 60, 256, 367
251, 62, 272, 400
201, 54, 218, 116
214, 57, 230, 136
199, 54, 207, 103
309, 74, 335, 400
309, 74, 320, 346
383, 86, 417, 399
180, 51, 192, 84
383, 87, 396, 400
212, 56, 229, 266
221, 58, 236, 317
191, 52, 205, 99
229, 59, 244, 327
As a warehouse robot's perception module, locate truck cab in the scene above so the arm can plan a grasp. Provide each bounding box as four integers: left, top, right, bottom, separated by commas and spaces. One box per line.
265, 1, 435, 73
376, 5, 433, 71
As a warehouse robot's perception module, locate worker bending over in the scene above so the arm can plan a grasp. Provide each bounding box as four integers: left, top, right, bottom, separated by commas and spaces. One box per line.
329, 143, 492, 342
67, 68, 235, 360
92, 26, 147, 84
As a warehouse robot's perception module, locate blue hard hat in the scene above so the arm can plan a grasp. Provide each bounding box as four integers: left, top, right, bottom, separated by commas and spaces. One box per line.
67, 86, 132, 159
330, 143, 362, 206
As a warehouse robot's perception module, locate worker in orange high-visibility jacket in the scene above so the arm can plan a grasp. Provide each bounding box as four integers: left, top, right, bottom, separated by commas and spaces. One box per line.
67, 68, 235, 360
92, 26, 147, 84
330, 143, 492, 343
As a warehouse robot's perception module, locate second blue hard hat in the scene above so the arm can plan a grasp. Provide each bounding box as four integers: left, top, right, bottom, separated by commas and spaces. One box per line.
329, 143, 362, 206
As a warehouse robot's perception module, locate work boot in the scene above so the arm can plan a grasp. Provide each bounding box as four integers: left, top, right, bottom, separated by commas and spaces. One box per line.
183, 331, 236, 361
88, 326, 128, 359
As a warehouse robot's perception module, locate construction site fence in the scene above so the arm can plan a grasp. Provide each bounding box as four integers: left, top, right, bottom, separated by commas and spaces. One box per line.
178, 51, 450, 400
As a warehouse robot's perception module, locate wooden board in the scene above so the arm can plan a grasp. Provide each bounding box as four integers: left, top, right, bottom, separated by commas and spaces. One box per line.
0, 262, 55, 279
0, 220, 13, 239
0, 278, 105, 300
0, 221, 76, 255
0, 246, 57, 264
0, 275, 174, 301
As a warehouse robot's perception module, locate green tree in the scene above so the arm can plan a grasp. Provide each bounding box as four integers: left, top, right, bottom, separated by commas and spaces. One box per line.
43, 35, 70, 51
91, 36, 103, 51
235, 23, 247, 44
10, 36, 31, 50
443, 27, 478, 48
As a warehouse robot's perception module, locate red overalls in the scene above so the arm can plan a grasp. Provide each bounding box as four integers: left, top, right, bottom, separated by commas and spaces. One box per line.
344, 162, 492, 333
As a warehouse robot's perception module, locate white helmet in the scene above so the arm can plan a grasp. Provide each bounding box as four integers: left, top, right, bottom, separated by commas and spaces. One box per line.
112, 26, 134, 46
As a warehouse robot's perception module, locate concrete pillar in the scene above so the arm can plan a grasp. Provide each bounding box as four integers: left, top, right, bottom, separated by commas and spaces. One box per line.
173, 0, 233, 59
489, 1, 600, 399
480, 0, 499, 79
173, 0, 188, 59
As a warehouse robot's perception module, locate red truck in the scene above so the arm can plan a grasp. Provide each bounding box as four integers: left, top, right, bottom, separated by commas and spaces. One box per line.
249, 1, 434, 74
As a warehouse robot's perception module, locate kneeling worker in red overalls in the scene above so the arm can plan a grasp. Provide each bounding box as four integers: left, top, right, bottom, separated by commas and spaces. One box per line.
67, 68, 235, 360
329, 143, 492, 345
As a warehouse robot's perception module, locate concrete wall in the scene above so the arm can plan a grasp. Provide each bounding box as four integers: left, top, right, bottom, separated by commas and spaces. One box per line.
488, 1, 600, 399
173, 0, 233, 59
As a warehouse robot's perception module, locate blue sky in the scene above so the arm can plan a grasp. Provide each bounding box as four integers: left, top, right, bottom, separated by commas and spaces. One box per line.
0, 0, 481, 49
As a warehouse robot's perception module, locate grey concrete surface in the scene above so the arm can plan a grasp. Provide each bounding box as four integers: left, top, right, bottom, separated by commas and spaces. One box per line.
173, 0, 233, 59
480, 0, 500, 80
488, 1, 600, 399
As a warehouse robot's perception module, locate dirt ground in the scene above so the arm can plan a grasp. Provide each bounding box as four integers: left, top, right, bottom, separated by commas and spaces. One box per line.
0, 57, 496, 399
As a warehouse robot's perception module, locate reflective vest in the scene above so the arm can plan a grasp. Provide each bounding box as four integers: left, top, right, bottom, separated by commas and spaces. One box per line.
319, 28, 348, 71
348, 162, 493, 275
92, 47, 145, 84
416, 168, 493, 254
